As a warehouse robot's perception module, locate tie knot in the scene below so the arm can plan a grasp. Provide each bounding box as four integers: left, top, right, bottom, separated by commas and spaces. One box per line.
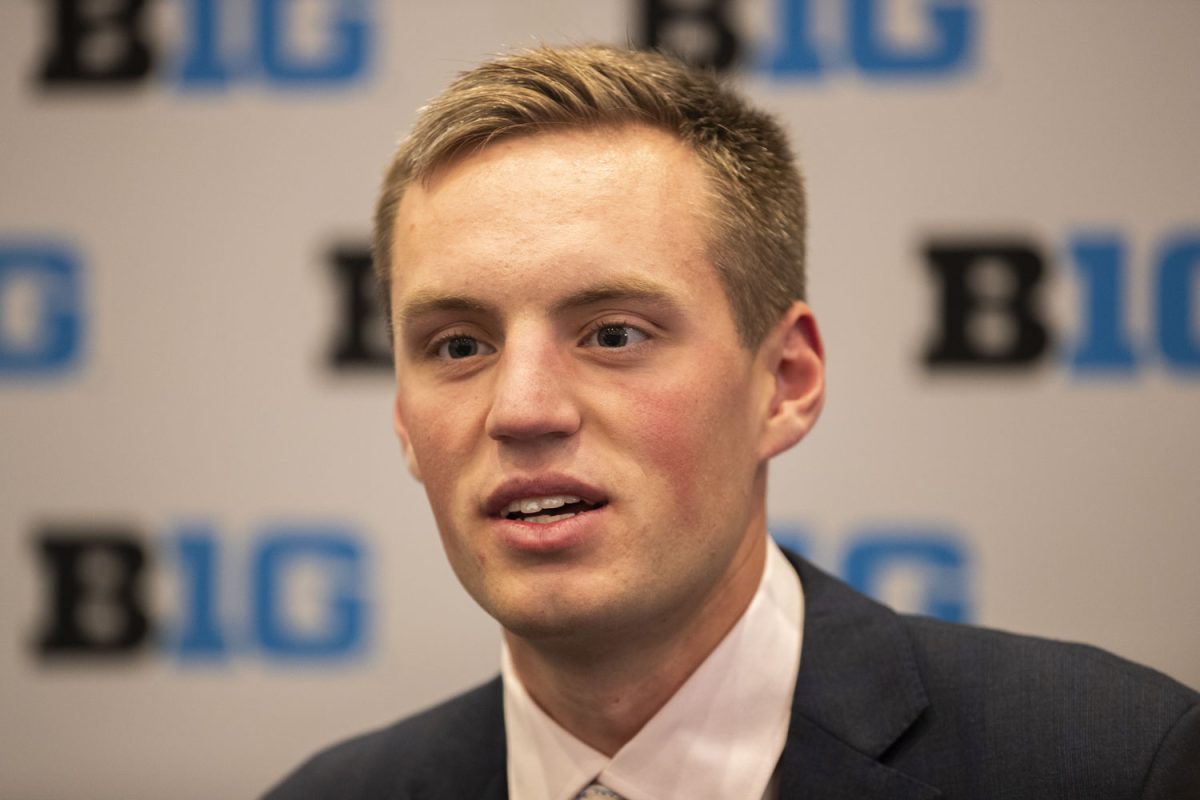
575, 783, 624, 799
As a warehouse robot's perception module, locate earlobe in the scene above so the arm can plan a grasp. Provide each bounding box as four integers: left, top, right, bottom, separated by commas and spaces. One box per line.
758, 302, 825, 461
393, 394, 423, 483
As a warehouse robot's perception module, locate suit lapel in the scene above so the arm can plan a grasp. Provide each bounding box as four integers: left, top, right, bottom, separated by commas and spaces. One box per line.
778, 553, 942, 799
450, 677, 508, 800
778, 715, 940, 799
479, 768, 509, 800
365, 677, 509, 800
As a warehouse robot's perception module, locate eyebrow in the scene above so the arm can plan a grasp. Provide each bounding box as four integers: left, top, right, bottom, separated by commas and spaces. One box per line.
551, 276, 682, 314
394, 276, 684, 327
394, 292, 498, 326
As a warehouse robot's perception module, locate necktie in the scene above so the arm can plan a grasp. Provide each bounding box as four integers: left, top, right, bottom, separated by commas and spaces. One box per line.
575, 783, 624, 799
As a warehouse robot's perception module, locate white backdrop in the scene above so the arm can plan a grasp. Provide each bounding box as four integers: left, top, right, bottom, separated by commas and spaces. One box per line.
2, 2, 1198, 798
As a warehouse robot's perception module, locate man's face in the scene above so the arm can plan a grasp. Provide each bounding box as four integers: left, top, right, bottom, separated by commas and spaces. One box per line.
389, 126, 787, 644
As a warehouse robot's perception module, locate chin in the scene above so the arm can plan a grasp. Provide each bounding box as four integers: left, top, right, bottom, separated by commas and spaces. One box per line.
486, 588, 638, 644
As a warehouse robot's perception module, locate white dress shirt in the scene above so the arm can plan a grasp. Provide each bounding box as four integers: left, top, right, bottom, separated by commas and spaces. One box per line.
503, 538, 804, 800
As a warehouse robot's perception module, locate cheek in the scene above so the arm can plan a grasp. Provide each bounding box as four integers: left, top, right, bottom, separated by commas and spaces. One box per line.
402, 396, 475, 506
622, 364, 759, 498
404, 405, 482, 569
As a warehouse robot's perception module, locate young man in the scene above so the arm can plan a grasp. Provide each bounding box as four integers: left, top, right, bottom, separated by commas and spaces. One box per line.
267, 46, 1199, 799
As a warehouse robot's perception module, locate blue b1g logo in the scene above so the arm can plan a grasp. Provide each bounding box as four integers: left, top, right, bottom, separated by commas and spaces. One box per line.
33, 522, 370, 664
764, 0, 976, 78
773, 524, 972, 623
923, 230, 1200, 376
37, 0, 374, 91
0, 242, 84, 377
641, 0, 977, 79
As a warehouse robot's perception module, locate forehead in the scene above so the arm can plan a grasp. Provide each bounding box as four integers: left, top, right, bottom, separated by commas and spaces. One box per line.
388, 125, 721, 305
413, 123, 708, 216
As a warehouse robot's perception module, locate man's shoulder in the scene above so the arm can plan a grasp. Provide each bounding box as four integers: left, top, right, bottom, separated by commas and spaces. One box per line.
893, 614, 1200, 796
900, 612, 1197, 710
791, 554, 1200, 795
262, 676, 505, 800
792, 550, 1197, 715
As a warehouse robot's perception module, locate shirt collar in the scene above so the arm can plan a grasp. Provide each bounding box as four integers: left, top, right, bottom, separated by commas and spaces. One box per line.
503, 538, 804, 800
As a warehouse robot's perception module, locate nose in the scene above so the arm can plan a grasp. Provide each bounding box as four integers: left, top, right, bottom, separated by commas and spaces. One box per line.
485, 331, 582, 443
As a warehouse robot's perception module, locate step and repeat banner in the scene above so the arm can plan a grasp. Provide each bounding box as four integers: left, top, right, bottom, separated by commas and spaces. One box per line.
2, 2, 1198, 798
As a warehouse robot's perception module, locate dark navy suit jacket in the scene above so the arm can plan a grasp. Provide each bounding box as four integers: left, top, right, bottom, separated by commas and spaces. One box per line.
266, 553, 1200, 799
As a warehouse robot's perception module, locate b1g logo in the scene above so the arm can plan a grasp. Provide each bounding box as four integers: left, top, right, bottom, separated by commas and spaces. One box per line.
772, 524, 971, 622
640, 0, 977, 77
31, 522, 369, 663
0, 241, 84, 377
923, 231, 1200, 375
36, 0, 373, 91
326, 243, 391, 371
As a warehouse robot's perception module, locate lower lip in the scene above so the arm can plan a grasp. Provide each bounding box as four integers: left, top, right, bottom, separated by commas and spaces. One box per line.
489, 506, 608, 554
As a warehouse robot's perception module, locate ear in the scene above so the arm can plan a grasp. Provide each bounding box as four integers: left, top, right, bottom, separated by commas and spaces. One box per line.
757, 301, 825, 462
393, 392, 423, 483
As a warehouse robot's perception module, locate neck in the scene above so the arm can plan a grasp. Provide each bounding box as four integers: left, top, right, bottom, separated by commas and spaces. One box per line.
505, 526, 768, 756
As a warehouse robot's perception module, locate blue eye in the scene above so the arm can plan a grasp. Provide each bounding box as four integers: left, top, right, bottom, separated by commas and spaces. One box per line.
437, 335, 490, 359
589, 324, 649, 348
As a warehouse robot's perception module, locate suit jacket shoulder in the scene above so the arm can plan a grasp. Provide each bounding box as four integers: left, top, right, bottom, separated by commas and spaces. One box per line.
263, 677, 506, 800
784, 554, 1200, 799
899, 614, 1199, 797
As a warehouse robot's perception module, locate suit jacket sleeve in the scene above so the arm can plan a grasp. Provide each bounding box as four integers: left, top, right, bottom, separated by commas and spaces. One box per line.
1140, 699, 1200, 799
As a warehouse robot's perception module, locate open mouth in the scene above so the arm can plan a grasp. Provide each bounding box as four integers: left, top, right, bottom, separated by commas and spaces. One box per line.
501, 494, 607, 524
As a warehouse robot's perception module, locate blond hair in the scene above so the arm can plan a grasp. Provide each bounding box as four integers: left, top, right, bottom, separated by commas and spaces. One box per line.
374, 44, 806, 347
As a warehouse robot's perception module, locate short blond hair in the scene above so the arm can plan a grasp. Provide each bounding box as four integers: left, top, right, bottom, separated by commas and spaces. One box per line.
374, 44, 806, 347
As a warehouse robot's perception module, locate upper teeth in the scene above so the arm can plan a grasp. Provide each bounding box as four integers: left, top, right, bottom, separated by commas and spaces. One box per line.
504, 495, 581, 515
